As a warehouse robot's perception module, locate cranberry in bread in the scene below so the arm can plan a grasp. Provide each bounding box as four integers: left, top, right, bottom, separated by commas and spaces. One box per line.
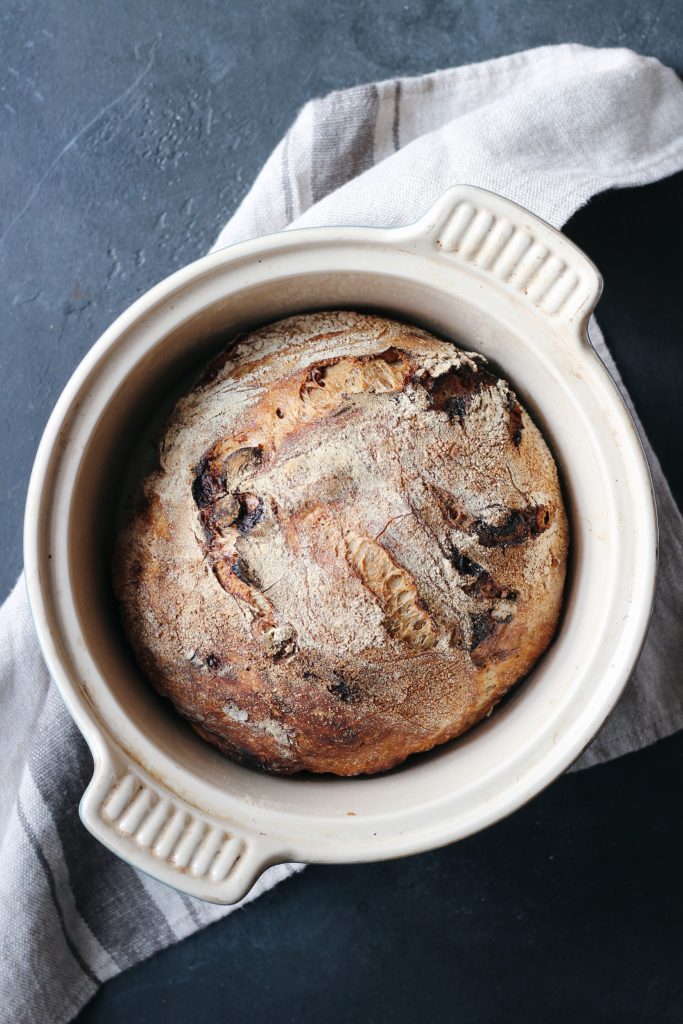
114, 311, 568, 775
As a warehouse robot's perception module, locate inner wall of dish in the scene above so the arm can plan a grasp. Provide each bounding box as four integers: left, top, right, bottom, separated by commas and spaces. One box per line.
68, 268, 616, 815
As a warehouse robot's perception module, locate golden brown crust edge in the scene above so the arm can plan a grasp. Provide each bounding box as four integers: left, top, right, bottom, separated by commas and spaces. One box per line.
113, 311, 568, 776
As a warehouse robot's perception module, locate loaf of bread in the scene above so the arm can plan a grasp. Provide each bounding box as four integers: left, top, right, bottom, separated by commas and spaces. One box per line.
114, 311, 568, 775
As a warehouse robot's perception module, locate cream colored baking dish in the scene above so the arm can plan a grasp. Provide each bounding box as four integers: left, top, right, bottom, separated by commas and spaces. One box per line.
24, 186, 657, 903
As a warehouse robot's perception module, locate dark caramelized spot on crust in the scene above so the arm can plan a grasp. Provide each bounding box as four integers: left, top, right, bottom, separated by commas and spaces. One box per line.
231, 748, 273, 772
474, 505, 551, 548
218, 742, 273, 773
450, 546, 518, 602
328, 676, 361, 704
423, 361, 500, 421
235, 493, 265, 535
192, 458, 223, 509
194, 446, 266, 544
422, 359, 524, 443
470, 612, 495, 650
431, 486, 551, 550
206, 654, 220, 669
507, 397, 524, 446
192, 443, 269, 601
469, 609, 515, 667
195, 446, 265, 541
464, 574, 517, 602
449, 547, 482, 577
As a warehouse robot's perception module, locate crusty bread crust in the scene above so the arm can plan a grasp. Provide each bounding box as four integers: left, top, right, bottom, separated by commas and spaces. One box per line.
114, 312, 568, 775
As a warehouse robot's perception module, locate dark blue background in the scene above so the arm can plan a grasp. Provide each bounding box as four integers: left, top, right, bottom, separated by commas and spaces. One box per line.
2, 2, 681, 1020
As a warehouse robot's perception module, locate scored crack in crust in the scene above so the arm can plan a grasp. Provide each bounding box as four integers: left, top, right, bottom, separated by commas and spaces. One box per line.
114, 311, 568, 775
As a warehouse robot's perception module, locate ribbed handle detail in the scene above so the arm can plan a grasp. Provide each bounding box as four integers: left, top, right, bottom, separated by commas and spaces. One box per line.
80, 744, 268, 903
99, 772, 245, 882
411, 186, 602, 327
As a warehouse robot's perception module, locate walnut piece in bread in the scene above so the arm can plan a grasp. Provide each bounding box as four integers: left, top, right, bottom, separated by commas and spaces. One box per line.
114, 311, 568, 775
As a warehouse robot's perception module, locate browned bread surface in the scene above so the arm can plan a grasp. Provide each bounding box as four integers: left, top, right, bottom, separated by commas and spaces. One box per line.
114, 311, 568, 775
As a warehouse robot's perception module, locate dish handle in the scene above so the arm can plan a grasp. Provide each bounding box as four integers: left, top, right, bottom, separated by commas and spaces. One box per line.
80, 740, 280, 904
403, 185, 602, 331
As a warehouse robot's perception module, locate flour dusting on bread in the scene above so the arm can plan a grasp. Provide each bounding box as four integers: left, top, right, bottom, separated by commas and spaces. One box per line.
114, 312, 568, 775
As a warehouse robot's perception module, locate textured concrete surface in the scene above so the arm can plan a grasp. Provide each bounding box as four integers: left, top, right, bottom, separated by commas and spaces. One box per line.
3, 1, 682, 1021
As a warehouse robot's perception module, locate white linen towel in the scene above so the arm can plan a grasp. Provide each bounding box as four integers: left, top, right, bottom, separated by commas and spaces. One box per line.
2, 43, 683, 1024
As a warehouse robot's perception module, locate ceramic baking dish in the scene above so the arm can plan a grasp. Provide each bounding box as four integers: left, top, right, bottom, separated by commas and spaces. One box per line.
24, 186, 657, 903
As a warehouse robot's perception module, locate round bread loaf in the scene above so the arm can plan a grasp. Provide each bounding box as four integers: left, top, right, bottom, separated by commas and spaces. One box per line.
114, 311, 568, 775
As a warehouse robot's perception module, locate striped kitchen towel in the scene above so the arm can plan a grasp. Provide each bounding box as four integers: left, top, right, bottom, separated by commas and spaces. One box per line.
3, 43, 683, 1024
